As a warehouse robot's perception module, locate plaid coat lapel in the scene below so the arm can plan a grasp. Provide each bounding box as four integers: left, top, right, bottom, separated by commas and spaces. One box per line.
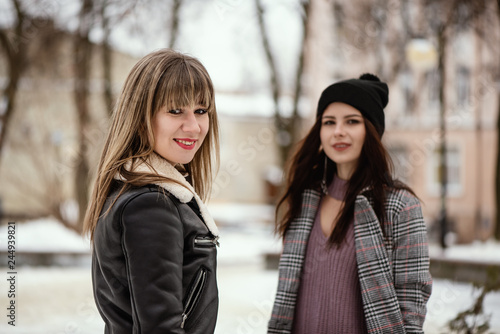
354, 194, 406, 334
268, 189, 321, 333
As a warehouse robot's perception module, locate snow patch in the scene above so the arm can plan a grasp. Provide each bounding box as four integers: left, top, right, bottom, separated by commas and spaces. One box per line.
0, 218, 90, 253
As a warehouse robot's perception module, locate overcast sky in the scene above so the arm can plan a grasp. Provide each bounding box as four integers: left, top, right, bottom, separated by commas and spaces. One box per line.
0, 0, 302, 92
0, 0, 305, 116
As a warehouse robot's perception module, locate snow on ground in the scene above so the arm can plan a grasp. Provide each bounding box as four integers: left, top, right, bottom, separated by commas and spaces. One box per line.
2, 206, 500, 263
0, 218, 90, 253
0, 263, 499, 333
0, 206, 500, 333
430, 240, 500, 263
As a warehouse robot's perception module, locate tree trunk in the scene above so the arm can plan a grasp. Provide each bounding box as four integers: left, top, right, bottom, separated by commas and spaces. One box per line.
0, 51, 23, 169
99, 0, 139, 116
254, 0, 310, 167
496, 90, 500, 240
288, 1, 310, 148
254, 0, 285, 165
73, 0, 94, 233
101, 7, 114, 116
437, 24, 448, 248
169, 0, 182, 49
0, 0, 28, 171
494, 0, 500, 240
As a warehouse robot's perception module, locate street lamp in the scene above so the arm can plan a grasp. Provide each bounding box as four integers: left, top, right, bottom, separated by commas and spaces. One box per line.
405, 39, 448, 249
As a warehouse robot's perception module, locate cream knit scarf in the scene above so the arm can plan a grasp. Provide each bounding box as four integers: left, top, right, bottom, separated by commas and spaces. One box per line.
116, 153, 219, 236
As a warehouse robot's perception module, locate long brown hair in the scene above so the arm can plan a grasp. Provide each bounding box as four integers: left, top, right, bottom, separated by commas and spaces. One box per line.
83, 49, 220, 241
276, 117, 415, 246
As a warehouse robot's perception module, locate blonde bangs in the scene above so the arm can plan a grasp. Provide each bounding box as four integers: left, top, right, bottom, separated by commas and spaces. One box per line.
155, 59, 215, 113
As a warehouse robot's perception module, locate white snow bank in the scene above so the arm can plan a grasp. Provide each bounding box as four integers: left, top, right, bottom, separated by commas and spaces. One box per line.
2, 209, 500, 268
208, 202, 275, 226
0, 218, 90, 253
429, 240, 500, 263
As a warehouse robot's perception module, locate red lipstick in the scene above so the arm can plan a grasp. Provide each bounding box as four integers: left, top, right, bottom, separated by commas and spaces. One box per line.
174, 138, 197, 150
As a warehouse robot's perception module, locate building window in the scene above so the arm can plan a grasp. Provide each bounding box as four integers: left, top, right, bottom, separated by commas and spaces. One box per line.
456, 66, 470, 109
429, 146, 462, 196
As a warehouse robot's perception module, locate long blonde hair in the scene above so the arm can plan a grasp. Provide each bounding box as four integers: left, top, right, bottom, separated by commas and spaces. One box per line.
83, 49, 220, 241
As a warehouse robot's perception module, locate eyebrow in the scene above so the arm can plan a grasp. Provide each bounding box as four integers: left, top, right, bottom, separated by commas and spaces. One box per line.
322, 114, 363, 119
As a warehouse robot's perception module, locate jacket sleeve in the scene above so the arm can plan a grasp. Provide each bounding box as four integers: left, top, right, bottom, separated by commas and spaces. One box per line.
120, 191, 186, 334
392, 191, 433, 334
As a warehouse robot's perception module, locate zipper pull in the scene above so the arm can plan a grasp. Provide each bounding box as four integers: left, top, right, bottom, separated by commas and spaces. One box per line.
181, 313, 187, 328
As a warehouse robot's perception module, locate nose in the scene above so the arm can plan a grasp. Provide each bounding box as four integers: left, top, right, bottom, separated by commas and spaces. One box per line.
182, 111, 201, 134
334, 122, 345, 137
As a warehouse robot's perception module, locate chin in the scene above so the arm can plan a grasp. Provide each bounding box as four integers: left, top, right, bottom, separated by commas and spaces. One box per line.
176, 155, 196, 165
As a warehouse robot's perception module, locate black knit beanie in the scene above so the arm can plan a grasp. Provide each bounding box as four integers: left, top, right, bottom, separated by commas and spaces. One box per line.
316, 73, 389, 137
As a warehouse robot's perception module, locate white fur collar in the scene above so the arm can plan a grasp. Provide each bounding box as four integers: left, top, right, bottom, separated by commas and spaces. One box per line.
116, 154, 218, 236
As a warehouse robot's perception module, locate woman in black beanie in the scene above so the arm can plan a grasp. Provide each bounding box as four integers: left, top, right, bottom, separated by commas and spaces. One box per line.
268, 74, 432, 334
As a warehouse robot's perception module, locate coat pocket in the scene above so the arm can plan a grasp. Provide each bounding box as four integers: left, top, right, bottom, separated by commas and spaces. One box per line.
181, 267, 207, 329
194, 235, 219, 247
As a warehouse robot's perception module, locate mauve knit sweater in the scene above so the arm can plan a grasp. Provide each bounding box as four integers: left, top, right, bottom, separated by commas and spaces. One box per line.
292, 176, 367, 334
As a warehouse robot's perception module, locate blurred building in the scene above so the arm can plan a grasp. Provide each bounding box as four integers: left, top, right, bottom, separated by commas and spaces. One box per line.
0, 21, 139, 220
302, 0, 498, 243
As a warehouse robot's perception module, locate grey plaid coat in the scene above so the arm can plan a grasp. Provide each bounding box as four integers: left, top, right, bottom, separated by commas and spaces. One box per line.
268, 188, 432, 334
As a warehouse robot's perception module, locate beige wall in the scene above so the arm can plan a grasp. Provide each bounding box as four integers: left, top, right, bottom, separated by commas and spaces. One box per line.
210, 115, 281, 204
0, 40, 139, 216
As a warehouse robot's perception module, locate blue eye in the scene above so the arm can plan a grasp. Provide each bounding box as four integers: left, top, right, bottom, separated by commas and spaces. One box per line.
168, 109, 181, 115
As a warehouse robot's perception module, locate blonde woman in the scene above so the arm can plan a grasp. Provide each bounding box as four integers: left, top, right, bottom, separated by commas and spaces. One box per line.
83, 49, 220, 334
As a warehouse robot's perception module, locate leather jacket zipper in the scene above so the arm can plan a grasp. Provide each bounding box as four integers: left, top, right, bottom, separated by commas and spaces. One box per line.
194, 235, 220, 247
181, 268, 207, 329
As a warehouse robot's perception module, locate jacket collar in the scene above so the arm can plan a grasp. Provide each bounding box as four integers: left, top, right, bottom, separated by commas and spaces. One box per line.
117, 153, 219, 236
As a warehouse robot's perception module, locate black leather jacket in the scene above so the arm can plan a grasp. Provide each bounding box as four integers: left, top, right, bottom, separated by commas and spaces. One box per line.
92, 181, 219, 333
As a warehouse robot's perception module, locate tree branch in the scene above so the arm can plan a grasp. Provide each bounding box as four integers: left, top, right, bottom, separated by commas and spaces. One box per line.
255, 0, 282, 125
169, 0, 182, 49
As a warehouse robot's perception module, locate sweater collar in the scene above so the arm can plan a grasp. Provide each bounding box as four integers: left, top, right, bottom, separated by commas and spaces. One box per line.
327, 174, 348, 200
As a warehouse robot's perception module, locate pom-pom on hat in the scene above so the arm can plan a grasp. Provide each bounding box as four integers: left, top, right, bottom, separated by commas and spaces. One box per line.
316, 73, 389, 137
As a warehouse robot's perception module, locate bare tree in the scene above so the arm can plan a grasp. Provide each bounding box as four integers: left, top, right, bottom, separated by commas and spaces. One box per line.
495, 0, 500, 240
95, 0, 183, 117
73, 0, 96, 232
97, 0, 139, 116
0, 0, 31, 170
169, 0, 182, 49
332, 0, 412, 83
290, 1, 310, 150
423, 0, 490, 247
254, 0, 310, 167
0, 10, 81, 228
99, 0, 115, 115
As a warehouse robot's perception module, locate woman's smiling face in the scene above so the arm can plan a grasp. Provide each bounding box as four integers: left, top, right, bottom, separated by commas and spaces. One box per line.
320, 102, 366, 179
152, 105, 209, 164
